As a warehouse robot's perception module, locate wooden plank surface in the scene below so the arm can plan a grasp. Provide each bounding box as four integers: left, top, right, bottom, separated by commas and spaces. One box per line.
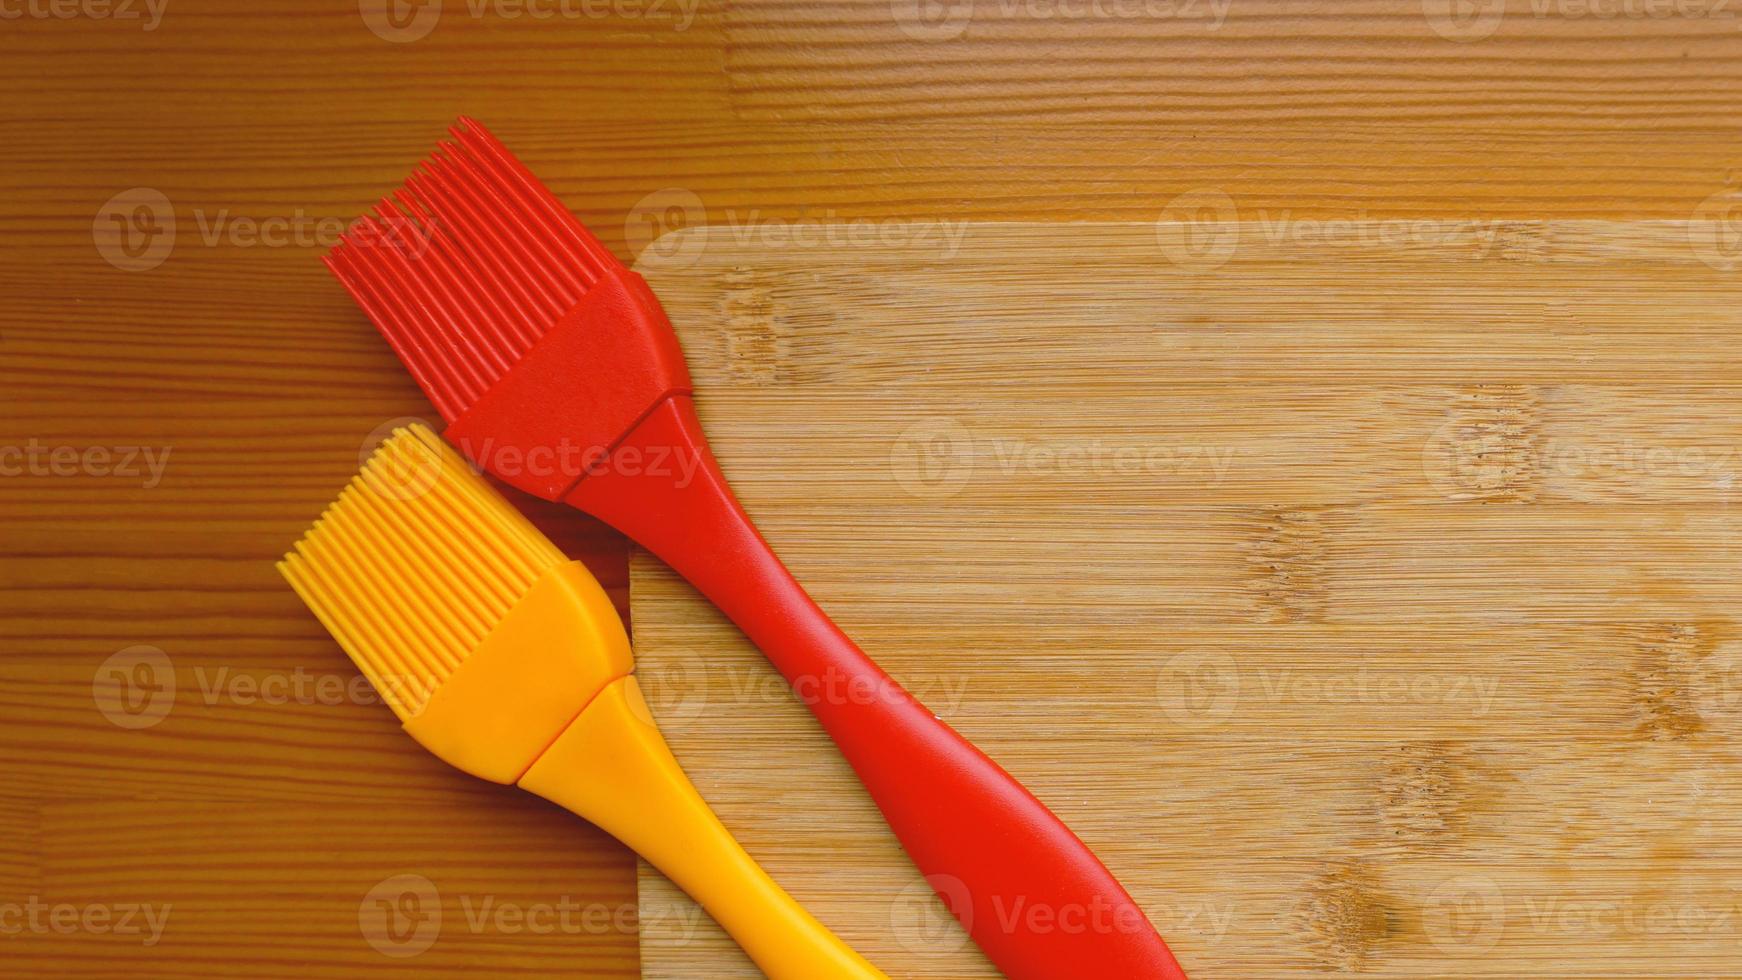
4, 0, 1742, 975
633, 221, 1742, 978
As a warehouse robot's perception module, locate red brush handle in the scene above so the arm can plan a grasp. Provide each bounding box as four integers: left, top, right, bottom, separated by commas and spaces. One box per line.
567, 394, 1187, 980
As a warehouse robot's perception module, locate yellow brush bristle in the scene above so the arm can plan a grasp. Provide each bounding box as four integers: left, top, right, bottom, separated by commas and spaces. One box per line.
277, 425, 566, 722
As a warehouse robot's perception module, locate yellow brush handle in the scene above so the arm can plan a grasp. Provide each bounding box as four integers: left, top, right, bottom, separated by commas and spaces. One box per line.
519, 676, 886, 980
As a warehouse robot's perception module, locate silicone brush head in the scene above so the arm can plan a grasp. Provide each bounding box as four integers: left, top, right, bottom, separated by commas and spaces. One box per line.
323, 119, 694, 504
277, 425, 567, 721
323, 117, 626, 423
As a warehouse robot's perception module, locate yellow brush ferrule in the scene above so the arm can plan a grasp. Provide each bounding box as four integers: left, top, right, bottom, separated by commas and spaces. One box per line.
409, 561, 883, 979
404, 560, 632, 784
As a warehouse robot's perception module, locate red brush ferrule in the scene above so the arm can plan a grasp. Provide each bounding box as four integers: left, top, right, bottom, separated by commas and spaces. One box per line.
443, 267, 692, 501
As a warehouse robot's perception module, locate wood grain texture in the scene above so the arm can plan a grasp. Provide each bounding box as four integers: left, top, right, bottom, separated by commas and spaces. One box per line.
633, 222, 1742, 978
3, 0, 1741, 976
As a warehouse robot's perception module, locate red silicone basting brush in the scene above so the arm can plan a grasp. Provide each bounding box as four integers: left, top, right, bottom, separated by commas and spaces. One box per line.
325, 117, 1187, 980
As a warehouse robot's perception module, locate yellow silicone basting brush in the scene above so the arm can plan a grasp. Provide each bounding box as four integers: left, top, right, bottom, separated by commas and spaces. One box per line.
278, 424, 883, 980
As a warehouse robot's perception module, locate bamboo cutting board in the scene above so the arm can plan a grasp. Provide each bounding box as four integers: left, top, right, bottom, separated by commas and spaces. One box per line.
631, 221, 1742, 978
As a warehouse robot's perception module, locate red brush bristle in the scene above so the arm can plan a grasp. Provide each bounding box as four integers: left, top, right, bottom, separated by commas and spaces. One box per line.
324, 117, 625, 422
